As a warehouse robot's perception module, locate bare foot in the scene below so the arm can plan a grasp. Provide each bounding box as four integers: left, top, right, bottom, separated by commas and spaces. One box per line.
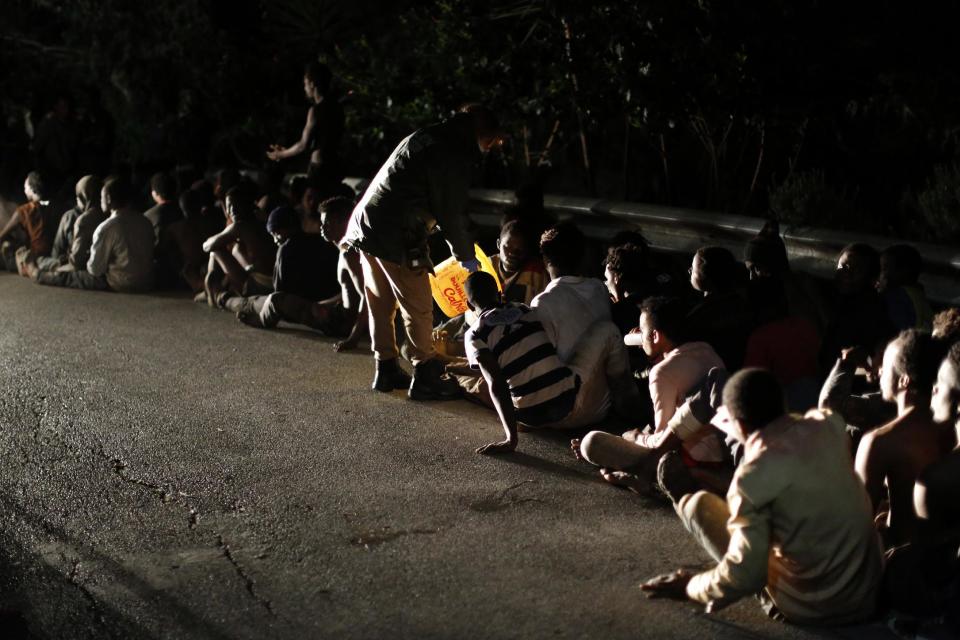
599, 468, 652, 495
570, 438, 584, 461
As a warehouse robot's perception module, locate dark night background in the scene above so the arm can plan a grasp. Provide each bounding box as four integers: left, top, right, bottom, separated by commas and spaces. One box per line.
2, 0, 960, 242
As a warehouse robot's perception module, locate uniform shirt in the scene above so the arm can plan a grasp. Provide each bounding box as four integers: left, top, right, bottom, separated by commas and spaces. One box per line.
344, 114, 479, 266
686, 410, 884, 625
466, 303, 579, 426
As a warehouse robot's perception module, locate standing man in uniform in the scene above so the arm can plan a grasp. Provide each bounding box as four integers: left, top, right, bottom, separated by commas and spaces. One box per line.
343, 105, 503, 400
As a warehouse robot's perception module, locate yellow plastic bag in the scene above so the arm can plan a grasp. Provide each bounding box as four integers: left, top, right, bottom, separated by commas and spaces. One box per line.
429, 244, 501, 317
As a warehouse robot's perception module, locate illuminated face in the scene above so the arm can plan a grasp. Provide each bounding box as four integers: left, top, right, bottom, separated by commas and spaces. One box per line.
224, 195, 236, 222
637, 311, 657, 358
879, 339, 901, 402
497, 230, 527, 273
100, 187, 110, 213
604, 265, 620, 302
303, 75, 315, 100
836, 250, 873, 296
931, 358, 960, 425
689, 253, 704, 292
320, 212, 347, 244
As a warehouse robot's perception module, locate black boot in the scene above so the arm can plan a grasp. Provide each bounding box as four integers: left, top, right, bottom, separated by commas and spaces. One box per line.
408, 358, 462, 401
372, 358, 412, 392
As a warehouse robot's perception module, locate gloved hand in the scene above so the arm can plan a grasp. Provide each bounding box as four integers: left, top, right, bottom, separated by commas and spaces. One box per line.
460, 257, 481, 273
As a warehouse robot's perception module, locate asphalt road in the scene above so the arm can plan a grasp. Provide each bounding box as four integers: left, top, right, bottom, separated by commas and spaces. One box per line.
0, 274, 897, 640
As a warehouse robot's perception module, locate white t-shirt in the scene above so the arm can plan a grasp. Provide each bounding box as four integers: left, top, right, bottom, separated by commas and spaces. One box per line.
531, 276, 611, 362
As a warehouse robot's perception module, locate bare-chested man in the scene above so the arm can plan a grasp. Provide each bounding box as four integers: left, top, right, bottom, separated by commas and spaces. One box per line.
855, 329, 950, 548
202, 183, 276, 304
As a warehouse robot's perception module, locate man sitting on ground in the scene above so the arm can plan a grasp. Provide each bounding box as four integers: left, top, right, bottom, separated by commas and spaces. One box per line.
222, 205, 341, 334
641, 369, 883, 626
855, 329, 949, 548
33, 175, 102, 274
35, 176, 154, 292
0, 171, 54, 274
144, 171, 182, 244
465, 271, 642, 454
202, 183, 276, 303
878, 243, 933, 332
576, 296, 728, 488
532, 222, 611, 362
31, 176, 106, 284
685, 246, 753, 371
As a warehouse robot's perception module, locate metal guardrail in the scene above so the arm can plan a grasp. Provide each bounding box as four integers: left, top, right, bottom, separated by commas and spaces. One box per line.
465, 189, 960, 306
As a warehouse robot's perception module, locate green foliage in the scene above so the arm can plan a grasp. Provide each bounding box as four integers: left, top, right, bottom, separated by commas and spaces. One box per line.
769, 170, 865, 231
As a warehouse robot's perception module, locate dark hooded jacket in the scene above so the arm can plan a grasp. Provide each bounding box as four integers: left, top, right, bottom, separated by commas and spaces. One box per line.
343, 114, 479, 268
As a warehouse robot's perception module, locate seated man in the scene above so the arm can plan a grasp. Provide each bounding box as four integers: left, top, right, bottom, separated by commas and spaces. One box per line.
878, 243, 933, 332
743, 277, 821, 411
493, 219, 548, 305
821, 243, 893, 369
685, 246, 753, 371
0, 171, 54, 273
604, 241, 656, 337
856, 329, 949, 548
532, 222, 611, 362
155, 188, 216, 293
641, 369, 883, 626
435, 218, 547, 357
144, 171, 182, 244
31, 176, 107, 283
880, 342, 960, 620
202, 183, 276, 303
577, 296, 728, 483
222, 205, 341, 334
34, 175, 102, 273
818, 334, 897, 445
465, 271, 642, 454
34, 176, 154, 292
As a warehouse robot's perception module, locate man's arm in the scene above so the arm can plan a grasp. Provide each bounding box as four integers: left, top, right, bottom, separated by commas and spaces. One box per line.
267, 106, 315, 160
86, 222, 110, 277
855, 430, 886, 513
649, 367, 677, 432
474, 349, 519, 454
428, 152, 475, 262
202, 222, 237, 253
69, 214, 96, 269
0, 208, 21, 241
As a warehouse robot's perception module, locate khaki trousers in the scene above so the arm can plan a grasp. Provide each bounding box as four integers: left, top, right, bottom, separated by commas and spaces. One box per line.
361, 253, 435, 365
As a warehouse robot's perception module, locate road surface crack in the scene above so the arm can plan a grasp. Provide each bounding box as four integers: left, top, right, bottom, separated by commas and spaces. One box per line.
469, 480, 544, 513
216, 535, 276, 616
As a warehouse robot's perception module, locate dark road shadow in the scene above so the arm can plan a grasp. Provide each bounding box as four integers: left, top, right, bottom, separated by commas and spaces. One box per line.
0, 492, 240, 640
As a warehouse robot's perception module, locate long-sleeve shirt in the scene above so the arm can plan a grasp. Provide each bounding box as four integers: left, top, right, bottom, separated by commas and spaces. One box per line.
344, 114, 479, 266
648, 341, 726, 461
50, 206, 80, 262
686, 410, 884, 625
69, 207, 107, 270
86, 210, 155, 292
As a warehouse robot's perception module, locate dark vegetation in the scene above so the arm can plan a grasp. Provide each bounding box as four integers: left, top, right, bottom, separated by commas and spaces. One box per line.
3, 0, 960, 241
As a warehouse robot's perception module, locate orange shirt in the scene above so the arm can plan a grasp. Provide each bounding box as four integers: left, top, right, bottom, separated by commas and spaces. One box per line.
17, 201, 52, 256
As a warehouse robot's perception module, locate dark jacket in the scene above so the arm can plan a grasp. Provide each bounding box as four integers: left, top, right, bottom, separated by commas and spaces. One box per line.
344, 114, 479, 268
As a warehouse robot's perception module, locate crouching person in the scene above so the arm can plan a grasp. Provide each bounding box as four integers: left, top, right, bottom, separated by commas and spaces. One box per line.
464, 271, 642, 454
34, 176, 154, 292
641, 369, 883, 625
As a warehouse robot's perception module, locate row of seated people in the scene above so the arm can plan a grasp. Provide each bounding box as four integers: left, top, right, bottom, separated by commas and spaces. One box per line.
1, 168, 957, 630
441, 221, 957, 629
